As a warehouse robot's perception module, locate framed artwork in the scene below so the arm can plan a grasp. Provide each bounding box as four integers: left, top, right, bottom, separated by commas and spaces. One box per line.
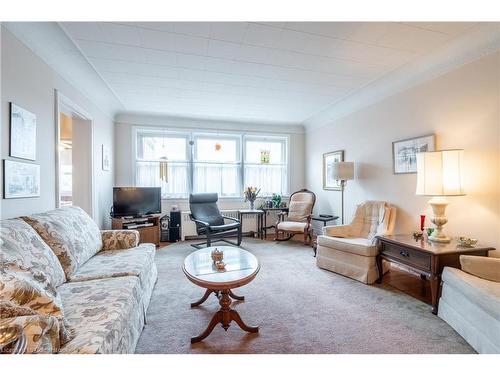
3, 160, 41, 199
102, 144, 110, 171
323, 150, 344, 190
393, 134, 435, 174
10, 103, 37, 160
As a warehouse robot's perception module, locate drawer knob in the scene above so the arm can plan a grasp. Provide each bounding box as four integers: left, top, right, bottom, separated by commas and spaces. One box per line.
399, 250, 410, 257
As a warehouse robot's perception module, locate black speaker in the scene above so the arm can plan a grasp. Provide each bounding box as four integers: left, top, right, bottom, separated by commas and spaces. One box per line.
160, 215, 170, 242
168, 211, 181, 242
169, 211, 181, 228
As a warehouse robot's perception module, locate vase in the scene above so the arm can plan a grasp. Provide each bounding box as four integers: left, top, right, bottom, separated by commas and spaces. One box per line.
249, 201, 255, 210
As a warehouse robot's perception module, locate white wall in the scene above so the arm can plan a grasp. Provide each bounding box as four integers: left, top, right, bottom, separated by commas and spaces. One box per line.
0, 28, 115, 228
114, 113, 305, 213
306, 52, 500, 248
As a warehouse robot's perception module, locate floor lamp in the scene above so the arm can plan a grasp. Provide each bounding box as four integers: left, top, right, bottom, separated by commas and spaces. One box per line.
332, 162, 354, 224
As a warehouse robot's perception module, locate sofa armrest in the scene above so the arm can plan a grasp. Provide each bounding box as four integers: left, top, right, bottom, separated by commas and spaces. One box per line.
460, 255, 500, 282
101, 230, 140, 251
323, 225, 352, 238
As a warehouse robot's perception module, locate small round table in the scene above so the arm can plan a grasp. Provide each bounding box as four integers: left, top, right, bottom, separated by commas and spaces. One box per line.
182, 246, 260, 343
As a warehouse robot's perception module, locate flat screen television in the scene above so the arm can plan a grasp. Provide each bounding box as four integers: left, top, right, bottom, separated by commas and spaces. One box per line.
113, 187, 161, 217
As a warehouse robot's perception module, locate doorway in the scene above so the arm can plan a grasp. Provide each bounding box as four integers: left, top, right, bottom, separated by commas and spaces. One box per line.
55, 91, 95, 218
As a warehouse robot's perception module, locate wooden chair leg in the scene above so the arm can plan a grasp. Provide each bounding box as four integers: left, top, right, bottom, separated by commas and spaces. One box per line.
303, 231, 308, 245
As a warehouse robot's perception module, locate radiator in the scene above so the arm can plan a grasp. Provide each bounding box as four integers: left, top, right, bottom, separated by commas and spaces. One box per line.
181, 210, 278, 240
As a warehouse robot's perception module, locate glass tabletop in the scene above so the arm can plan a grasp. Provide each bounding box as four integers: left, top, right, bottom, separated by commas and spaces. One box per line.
183, 246, 259, 285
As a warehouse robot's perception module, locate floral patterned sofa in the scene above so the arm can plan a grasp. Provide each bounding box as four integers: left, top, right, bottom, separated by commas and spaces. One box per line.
0, 206, 158, 354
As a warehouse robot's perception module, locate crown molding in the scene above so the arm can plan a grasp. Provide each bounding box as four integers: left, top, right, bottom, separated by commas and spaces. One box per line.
2, 22, 124, 119
115, 112, 305, 134
304, 23, 500, 132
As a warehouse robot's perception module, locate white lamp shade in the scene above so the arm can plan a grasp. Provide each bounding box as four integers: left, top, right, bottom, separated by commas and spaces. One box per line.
332, 162, 354, 181
416, 150, 465, 196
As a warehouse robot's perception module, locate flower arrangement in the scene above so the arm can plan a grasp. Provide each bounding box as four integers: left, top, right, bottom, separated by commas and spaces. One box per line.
243, 186, 261, 210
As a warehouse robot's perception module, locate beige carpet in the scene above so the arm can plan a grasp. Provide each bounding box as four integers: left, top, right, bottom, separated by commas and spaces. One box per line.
135, 239, 474, 354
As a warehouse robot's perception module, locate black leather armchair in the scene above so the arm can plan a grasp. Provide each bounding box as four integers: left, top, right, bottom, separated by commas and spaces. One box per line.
189, 193, 242, 249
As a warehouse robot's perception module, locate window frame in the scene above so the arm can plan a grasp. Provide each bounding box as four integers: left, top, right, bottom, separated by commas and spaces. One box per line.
133, 127, 290, 200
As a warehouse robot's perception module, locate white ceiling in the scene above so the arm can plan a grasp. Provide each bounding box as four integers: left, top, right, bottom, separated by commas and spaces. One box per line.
56, 22, 480, 125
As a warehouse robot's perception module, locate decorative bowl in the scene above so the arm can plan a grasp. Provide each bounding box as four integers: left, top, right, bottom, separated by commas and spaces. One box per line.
457, 237, 478, 247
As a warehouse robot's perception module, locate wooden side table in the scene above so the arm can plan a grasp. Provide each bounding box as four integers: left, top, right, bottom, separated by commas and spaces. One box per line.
237, 209, 264, 239
311, 215, 339, 257
376, 235, 494, 314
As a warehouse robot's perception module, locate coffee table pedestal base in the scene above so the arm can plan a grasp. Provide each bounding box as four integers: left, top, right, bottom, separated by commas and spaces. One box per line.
191, 288, 258, 343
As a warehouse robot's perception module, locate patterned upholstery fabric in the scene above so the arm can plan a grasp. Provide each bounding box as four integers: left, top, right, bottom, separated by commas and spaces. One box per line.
0, 218, 66, 287
0, 264, 74, 350
1, 314, 61, 354
23, 207, 103, 278
101, 230, 140, 251
70, 243, 156, 289
57, 276, 144, 354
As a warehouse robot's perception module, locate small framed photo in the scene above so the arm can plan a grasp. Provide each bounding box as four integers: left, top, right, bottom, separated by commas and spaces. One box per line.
323, 150, 344, 190
393, 134, 435, 174
10, 103, 37, 161
102, 144, 110, 171
3, 159, 41, 199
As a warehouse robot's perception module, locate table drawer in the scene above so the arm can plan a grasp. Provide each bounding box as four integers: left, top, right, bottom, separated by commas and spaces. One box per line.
381, 242, 431, 270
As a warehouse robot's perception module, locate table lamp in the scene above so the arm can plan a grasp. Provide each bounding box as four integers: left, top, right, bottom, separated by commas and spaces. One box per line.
332, 161, 354, 224
416, 150, 465, 243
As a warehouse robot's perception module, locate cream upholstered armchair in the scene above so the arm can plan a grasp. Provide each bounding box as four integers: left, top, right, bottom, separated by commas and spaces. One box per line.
275, 189, 316, 245
316, 201, 396, 284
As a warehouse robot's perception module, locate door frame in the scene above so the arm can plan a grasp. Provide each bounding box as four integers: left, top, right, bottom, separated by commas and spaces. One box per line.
54, 90, 97, 220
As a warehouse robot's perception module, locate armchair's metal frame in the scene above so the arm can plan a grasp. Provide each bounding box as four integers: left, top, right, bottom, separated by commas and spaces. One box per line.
275, 189, 316, 245
190, 215, 242, 249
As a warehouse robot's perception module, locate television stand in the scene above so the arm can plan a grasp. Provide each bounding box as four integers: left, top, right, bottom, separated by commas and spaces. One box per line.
111, 214, 161, 247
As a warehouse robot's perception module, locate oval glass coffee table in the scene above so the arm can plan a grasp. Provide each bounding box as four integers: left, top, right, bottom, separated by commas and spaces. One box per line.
183, 246, 260, 343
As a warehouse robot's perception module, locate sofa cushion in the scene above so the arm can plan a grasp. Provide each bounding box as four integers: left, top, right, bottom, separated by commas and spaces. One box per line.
23, 206, 103, 278
57, 276, 143, 354
70, 243, 156, 288
277, 221, 308, 232
442, 267, 500, 320
317, 235, 378, 257
0, 218, 66, 287
460, 255, 500, 283
0, 313, 61, 354
0, 264, 74, 347
101, 230, 140, 251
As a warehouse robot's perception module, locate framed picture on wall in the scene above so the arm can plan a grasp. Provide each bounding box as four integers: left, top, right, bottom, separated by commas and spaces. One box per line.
3, 159, 40, 199
392, 134, 435, 174
10, 102, 37, 161
102, 144, 110, 171
323, 150, 344, 190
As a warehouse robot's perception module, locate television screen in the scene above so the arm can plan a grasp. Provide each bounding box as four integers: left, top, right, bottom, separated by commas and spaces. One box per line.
113, 187, 161, 217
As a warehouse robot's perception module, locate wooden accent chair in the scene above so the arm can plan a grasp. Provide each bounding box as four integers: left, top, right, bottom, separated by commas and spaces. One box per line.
275, 189, 316, 245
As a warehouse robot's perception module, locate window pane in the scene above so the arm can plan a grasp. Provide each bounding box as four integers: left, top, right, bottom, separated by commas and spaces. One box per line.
136, 161, 189, 198
195, 138, 238, 162
245, 140, 283, 164
138, 135, 187, 161
193, 163, 240, 197
244, 164, 287, 196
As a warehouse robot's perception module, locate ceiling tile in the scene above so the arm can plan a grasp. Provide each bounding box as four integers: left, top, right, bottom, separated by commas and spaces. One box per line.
173, 22, 211, 37
209, 22, 248, 43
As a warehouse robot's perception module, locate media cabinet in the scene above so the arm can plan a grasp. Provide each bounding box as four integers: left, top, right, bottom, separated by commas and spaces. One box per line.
111, 214, 161, 247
